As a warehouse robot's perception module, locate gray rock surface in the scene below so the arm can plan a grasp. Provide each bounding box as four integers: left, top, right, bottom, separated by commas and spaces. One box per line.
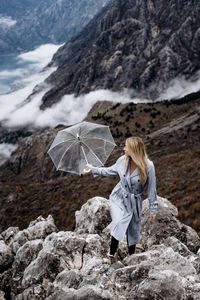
10, 215, 57, 254
0, 196, 199, 299
75, 197, 111, 234
141, 196, 200, 252
0, 240, 13, 271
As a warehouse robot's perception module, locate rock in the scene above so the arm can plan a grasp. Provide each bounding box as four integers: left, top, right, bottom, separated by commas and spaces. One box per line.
10, 215, 57, 253
21, 231, 86, 289
163, 236, 192, 257
0, 227, 19, 245
129, 270, 186, 300
14, 239, 43, 272
0, 197, 199, 299
46, 284, 112, 300
15, 284, 45, 300
180, 224, 200, 253
11, 239, 44, 294
0, 240, 13, 272
0, 290, 5, 300
75, 196, 111, 234
50, 269, 83, 289
141, 196, 200, 252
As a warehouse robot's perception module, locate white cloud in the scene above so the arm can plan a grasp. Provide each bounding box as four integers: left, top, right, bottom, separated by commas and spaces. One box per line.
0, 143, 18, 166
0, 68, 56, 123
34, 89, 150, 128
0, 69, 25, 78
157, 71, 200, 100
0, 16, 17, 27
18, 44, 63, 68
0, 43, 61, 124
3, 88, 150, 128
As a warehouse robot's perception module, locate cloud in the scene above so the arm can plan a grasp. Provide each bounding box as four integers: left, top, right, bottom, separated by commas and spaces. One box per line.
18, 44, 63, 68
157, 71, 200, 100
0, 43, 61, 124
0, 68, 56, 124
3, 88, 150, 128
0, 69, 25, 78
2, 72, 200, 129
0, 143, 18, 166
0, 16, 17, 27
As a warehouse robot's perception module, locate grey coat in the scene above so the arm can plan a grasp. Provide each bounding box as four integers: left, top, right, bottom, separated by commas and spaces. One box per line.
92, 155, 158, 246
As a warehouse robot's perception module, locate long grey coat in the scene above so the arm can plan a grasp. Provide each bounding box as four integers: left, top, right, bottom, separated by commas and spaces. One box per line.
92, 155, 158, 246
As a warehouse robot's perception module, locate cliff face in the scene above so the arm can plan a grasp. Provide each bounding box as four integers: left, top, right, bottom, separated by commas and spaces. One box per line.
40, 0, 200, 108
0, 92, 199, 236
0, 0, 110, 54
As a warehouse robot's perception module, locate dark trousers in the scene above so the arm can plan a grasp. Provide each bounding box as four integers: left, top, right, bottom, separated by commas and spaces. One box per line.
110, 236, 136, 255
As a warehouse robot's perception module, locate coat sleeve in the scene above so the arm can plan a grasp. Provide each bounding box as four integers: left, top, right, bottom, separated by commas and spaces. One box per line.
92, 156, 123, 177
147, 161, 158, 214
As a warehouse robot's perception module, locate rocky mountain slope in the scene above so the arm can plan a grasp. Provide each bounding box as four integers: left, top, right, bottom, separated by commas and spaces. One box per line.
0, 0, 110, 54
0, 92, 199, 236
0, 0, 41, 18
0, 196, 200, 299
39, 0, 200, 108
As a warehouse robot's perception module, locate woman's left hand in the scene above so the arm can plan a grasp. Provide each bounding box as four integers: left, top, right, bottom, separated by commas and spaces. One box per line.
148, 214, 156, 221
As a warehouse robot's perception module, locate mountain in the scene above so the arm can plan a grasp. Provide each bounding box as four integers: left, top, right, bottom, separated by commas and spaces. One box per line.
0, 0, 41, 18
39, 0, 200, 108
0, 92, 199, 237
0, 0, 110, 54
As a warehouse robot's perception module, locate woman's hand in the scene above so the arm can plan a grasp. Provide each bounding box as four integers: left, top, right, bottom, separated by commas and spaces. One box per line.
83, 164, 93, 174
148, 214, 156, 222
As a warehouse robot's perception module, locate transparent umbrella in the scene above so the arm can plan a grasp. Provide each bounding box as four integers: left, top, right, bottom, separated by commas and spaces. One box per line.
48, 121, 116, 175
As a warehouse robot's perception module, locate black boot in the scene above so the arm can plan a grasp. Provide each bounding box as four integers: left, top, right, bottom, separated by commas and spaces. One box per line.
128, 244, 136, 255
109, 236, 119, 256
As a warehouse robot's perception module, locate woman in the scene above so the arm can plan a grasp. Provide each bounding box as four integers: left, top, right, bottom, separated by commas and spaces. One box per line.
86, 136, 158, 257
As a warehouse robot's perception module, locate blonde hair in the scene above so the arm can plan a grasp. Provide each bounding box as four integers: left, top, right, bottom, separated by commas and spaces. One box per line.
125, 137, 148, 183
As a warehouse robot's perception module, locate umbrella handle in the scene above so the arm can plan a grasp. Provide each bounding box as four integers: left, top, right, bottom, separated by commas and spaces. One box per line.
81, 145, 88, 165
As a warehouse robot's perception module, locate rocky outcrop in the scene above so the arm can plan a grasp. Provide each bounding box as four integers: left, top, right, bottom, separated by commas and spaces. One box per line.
40, 0, 200, 108
0, 196, 199, 299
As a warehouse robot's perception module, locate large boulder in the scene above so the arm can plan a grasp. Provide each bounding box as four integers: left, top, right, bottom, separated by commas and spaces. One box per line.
75, 197, 111, 234
141, 196, 200, 252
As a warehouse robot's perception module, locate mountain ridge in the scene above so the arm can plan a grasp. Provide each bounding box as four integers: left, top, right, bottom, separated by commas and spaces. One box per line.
39, 0, 200, 109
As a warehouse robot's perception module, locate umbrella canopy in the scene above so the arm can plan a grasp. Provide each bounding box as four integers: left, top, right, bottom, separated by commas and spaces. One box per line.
48, 121, 116, 175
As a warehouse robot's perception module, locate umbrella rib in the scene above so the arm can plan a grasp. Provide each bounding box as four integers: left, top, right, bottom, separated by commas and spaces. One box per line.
81, 136, 116, 146
57, 140, 78, 170
81, 141, 104, 166
48, 138, 76, 153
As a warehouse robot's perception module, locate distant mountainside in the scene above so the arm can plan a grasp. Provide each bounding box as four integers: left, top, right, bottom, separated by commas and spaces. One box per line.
0, 0, 110, 54
0, 0, 41, 18
39, 0, 200, 108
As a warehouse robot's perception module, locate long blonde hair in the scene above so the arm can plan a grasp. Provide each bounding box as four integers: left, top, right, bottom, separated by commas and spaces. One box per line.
125, 137, 148, 183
